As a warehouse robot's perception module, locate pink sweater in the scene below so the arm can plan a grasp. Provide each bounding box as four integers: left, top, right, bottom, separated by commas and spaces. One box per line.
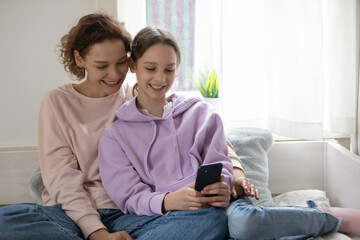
37, 83, 243, 238
37, 83, 133, 238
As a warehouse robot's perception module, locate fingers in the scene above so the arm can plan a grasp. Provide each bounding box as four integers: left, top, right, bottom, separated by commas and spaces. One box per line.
115, 231, 134, 240
255, 188, 260, 200
174, 187, 210, 210
231, 181, 244, 199
186, 194, 210, 209
199, 181, 231, 208
244, 181, 259, 199
201, 184, 230, 196
186, 182, 195, 188
231, 186, 238, 198
232, 176, 261, 200
241, 178, 252, 194
204, 192, 231, 208
202, 178, 228, 192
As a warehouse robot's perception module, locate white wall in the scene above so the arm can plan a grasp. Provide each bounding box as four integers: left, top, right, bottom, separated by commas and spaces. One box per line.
0, 0, 119, 148
117, 0, 146, 37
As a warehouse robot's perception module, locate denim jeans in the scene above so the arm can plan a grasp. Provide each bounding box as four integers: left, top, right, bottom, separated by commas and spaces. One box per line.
0, 203, 228, 240
226, 197, 341, 240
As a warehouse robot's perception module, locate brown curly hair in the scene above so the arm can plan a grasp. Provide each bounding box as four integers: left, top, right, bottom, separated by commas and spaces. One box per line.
58, 12, 132, 80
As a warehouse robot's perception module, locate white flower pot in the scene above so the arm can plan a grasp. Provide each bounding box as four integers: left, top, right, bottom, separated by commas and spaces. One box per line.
203, 97, 220, 113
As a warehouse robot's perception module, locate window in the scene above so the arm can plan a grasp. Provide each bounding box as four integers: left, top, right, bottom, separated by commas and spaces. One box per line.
120, 0, 357, 141
146, 0, 196, 91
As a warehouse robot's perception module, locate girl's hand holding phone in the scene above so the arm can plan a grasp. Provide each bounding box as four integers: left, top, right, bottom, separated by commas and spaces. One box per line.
162, 175, 231, 213
200, 175, 231, 208
162, 182, 210, 212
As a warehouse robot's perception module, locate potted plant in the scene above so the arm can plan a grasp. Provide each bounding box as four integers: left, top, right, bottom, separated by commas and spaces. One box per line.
194, 69, 220, 111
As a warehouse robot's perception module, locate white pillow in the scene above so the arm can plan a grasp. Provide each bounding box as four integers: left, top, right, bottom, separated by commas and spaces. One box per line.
273, 190, 353, 240
273, 189, 331, 208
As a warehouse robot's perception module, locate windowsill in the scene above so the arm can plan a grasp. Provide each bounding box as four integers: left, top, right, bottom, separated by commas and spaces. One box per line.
168, 90, 352, 149
168, 90, 202, 99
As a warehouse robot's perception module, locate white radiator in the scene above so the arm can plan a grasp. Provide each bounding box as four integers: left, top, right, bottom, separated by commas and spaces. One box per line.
0, 147, 38, 205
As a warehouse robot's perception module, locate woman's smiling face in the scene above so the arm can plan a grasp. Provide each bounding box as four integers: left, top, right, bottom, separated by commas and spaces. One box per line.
75, 39, 129, 97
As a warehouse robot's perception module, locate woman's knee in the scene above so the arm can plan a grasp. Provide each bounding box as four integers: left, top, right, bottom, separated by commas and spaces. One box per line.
0, 203, 38, 223
0, 204, 83, 240
226, 202, 267, 240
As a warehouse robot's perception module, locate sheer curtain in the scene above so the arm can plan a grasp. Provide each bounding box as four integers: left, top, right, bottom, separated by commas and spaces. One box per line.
355, 0, 360, 155
220, 0, 357, 140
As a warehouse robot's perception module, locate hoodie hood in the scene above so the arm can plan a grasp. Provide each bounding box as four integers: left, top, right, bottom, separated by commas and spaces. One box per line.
115, 94, 202, 122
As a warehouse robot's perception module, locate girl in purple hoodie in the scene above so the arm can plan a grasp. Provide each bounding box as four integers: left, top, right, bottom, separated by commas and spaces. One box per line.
98, 26, 233, 239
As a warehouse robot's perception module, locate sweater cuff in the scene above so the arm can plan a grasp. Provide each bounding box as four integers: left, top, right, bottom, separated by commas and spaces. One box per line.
76, 213, 107, 239
223, 175, 233, 189
149, 192, 167, 215
227, 142, 244, 171
231, 160, 243, 170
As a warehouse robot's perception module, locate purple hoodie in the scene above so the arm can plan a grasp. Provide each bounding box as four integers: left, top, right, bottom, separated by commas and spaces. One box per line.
98, 94, 233, 216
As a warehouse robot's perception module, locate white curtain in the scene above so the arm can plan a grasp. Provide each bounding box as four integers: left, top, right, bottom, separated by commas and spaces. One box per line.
355, 0, 360, 155
220, 0, 357, 140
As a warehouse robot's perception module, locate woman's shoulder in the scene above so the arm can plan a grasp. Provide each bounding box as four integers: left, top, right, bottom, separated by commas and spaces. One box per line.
41, 83, 72, 102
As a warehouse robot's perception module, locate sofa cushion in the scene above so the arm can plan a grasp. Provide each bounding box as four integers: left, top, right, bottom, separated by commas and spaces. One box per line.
226, 128, 274, 206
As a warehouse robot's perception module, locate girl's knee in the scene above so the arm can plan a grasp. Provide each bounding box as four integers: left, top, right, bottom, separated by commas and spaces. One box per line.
213, 207, 227, 225
165, 208, 228, 239
202, 208, 228, 238
194, 207, 227, 229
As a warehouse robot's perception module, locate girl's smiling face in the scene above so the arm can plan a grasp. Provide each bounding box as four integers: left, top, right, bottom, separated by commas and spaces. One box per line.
74, 39, 129, 97
132, 43, 177, 104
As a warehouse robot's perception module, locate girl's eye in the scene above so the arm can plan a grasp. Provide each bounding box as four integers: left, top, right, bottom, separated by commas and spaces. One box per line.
117, 61, 127, 65
166, 69, 175, 73
145, 68, 155, 71
96, 66, 107, 70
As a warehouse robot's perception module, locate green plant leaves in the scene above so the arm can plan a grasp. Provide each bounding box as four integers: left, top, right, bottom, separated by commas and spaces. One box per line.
193, 69, 219, 98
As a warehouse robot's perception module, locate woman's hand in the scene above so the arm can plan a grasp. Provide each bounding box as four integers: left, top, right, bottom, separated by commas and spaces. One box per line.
232, 168, 260, 200
232, 177, 259, 200
200, 175, 231, 208
163, 182, 210, 212
89, 229, 134, 240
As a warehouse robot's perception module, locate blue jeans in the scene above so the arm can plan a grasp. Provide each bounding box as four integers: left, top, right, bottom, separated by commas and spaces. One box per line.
226, 197, 341, 240
0, 203, 228, 240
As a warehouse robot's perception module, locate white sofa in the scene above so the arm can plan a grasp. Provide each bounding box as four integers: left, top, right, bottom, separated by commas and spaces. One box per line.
1, 131, 360, 239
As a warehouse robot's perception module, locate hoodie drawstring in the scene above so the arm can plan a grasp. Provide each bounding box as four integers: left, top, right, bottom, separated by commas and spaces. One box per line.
168, 117, 183, 179
143, 121, 157, 180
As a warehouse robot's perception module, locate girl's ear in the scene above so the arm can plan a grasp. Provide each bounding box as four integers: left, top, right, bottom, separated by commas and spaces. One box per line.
129, 58, 137, 73
74, 50, 85, 68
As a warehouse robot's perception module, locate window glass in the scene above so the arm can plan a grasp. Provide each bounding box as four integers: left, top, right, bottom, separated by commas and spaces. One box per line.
146, 0, 196, 91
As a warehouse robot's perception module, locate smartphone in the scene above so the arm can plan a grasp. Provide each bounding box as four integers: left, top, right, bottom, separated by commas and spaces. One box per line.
194, 163, 223, 192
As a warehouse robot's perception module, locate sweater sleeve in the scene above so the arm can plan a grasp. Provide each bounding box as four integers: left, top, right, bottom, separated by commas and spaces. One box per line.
227, 141, 243, 170
98, 131, 167, 216
38, 93, 105, 239
194, 108, 234, 188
